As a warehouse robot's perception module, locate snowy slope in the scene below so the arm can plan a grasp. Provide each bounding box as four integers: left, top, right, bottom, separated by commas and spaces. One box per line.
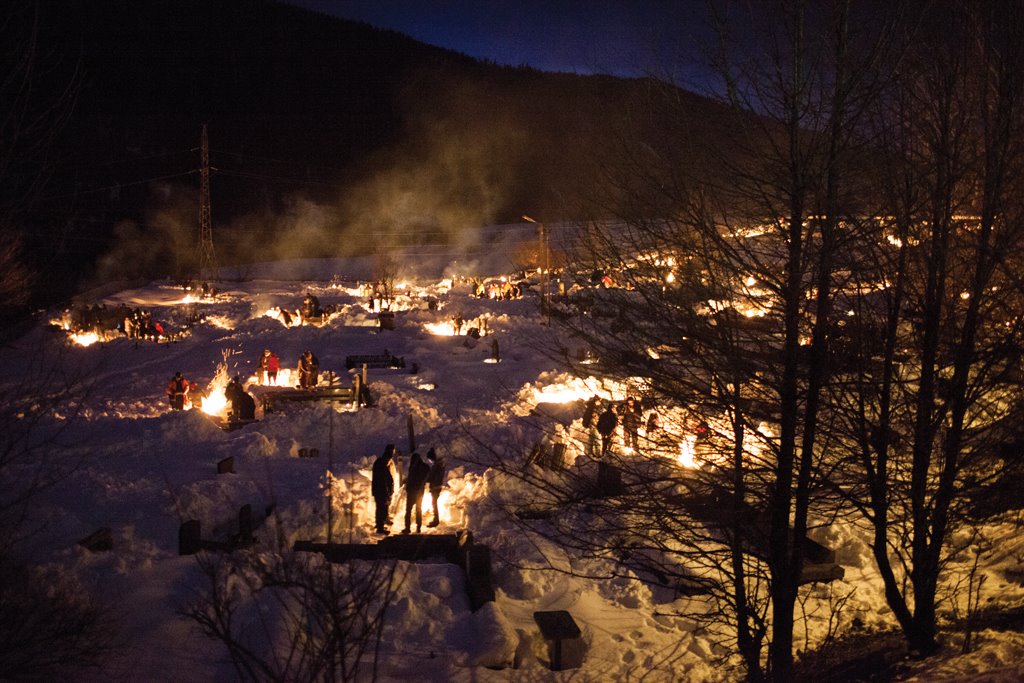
4, 258, 1024, 681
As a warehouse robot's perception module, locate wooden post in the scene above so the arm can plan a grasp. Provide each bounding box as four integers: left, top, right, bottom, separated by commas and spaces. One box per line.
353, 373, 361, 408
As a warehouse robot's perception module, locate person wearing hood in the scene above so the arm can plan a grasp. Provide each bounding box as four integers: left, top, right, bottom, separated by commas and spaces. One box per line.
371, 445, 396, 534
425, 448, 447, 528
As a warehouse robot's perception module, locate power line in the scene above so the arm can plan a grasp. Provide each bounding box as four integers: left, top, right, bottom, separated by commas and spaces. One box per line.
99, 149, 194, 166
40, 170, 198, 201
213, 168, 340, 188
209, 148, 353, 174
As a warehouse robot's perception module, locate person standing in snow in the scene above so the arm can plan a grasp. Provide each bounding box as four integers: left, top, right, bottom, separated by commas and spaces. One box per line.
620, 396, 642, 451
402, 451, 431, 534
166, 372, 190, 410
372, 445, 396, 534
596, 404, 618, 457
298, 351, 319, 389
258, 348, 280, 385
425, 448, 446, 527
225, 377, 255, 422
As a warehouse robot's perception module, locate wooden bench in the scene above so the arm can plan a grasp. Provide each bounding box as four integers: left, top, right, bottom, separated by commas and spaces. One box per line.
533, 610, 586, 671
262, 386, 357, 412
344, 353, 405, 370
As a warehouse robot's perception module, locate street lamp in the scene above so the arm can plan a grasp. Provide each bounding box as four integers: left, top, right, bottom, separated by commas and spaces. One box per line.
522, 215, 549, 323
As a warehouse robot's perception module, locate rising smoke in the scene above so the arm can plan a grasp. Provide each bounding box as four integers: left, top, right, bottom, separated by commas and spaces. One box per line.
90, 70, 533, 287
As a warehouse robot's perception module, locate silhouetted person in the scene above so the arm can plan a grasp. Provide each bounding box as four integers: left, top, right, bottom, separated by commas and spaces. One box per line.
403, 451, 431, 534
425, 448, 446, 527
596, 405, 618, 457
371, 445, 396, 534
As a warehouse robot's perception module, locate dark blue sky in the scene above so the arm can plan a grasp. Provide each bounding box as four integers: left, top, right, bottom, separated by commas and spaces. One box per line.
287, 1, 714, 89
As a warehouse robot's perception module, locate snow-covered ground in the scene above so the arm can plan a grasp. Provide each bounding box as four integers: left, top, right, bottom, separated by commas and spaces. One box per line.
4, 256, 1024, 681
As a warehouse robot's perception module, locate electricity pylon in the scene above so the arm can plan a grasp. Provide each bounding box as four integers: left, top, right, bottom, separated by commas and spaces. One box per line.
197, 124, 216, 278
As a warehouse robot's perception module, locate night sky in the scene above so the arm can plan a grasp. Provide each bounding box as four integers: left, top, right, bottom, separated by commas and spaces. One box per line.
286, 0, 715, 90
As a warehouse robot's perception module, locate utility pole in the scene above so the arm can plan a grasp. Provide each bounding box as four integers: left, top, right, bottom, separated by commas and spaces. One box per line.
198, 124, 216, 279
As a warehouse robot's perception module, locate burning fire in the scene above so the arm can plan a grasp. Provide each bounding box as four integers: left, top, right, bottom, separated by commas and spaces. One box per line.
70, 331, 100, 347
200, 354, 232, 417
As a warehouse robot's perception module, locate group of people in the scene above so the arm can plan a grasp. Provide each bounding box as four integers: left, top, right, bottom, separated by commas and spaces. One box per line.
64, 303, 177, 343
472, 278, 524, 300
301, 291, 323, 319
371, 445, 447, 535
583, 395, 651, 457
256, 347, 319, 389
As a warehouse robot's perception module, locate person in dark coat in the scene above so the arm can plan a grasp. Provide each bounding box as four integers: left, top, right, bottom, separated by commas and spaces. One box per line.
620, 396, 642, 451
231, 389, 256, 422
298, 351, 319, 389
371, 445, 396, 534
596, 405, 618, 457
403, 451, 431, 534
425, 448, 446, 527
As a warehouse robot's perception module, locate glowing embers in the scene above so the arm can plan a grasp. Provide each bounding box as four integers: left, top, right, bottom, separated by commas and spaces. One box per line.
199, 354, 233, 417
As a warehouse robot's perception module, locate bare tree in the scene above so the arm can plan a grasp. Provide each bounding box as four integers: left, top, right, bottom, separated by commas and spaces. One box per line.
0, 329, 119, 681
372, 250, 399, 311
475, 2, 907, 679
186, 548, 403, 682
833, 1, 1024, 655
0, 1, 79, 322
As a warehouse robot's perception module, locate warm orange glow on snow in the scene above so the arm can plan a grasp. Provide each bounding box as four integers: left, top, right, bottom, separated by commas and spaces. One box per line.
424, 321, 458, 336
70, 331, 100, 347
678, 434, 697, 468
